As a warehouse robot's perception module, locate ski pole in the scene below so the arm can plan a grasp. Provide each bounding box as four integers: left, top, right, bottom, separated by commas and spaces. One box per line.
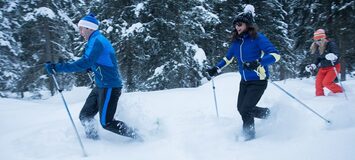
211, 76, 220, 119
87, 73, 94, 84
270, 81, 331, 124
86, 69, 95, 88
330, 61, 348, 100
50, 71, 88, 157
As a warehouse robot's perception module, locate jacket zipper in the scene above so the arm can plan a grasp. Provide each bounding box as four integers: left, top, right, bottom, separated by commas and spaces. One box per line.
240, 38, 247, 81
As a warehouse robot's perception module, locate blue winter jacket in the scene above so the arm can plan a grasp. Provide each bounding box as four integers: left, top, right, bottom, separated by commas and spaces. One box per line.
216, 32, 280, 81
55, 30, 123, 88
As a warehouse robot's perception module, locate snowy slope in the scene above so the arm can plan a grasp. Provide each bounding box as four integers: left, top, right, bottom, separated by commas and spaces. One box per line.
1, 72, 355, 160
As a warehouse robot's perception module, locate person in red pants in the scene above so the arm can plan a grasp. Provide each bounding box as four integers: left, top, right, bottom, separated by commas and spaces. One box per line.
305, 29, 343, 96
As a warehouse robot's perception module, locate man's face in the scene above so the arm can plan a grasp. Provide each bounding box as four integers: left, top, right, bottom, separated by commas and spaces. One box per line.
79, 26, 93, 41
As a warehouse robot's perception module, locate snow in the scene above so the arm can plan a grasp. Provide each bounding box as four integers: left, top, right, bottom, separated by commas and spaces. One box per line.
58, 10, 78, 30
144, 35, 157, 42
24, 7, 56, 21
339, 1, 354, 11
191, 6, 221, 24
153, 64, 166, 76
101, 19, 114, 33
35, 7, 56, 19
106, 26, 113, 33
184, 42, 207, 66
147, 63, 168, 81
6, 1, 18, 12
1, 17, 11, 29
0, 31, 17, 55
0, 73, 355, 160
0, 38, 11, 47
2, 71, 17, 78
122, 23, 144, 37
133, 3, 145, 17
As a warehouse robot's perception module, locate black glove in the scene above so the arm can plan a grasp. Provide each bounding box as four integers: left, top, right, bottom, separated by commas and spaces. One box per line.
45, 61, 57, 75
86, 68, 92, 73
206, 66, 220, 77
243, 60, 261, 71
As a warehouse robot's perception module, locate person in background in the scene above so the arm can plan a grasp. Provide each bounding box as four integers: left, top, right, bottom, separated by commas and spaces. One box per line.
45, 13, 141, 141
305, 29, 343, 96
206, 5, 280, 141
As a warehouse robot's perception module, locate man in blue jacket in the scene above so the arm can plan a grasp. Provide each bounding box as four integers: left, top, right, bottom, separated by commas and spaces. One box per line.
45, 13, 140, 140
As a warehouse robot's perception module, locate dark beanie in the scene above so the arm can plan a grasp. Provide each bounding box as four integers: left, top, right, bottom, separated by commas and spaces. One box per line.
233, 4, 256, 25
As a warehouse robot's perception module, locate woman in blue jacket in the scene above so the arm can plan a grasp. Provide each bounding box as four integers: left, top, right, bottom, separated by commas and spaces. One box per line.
207, 5, 281, 141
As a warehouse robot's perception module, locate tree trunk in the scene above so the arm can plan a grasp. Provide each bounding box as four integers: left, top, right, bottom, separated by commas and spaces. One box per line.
339, 36, 346, 81
279, 65, 285, 80
43, 20, 55, 95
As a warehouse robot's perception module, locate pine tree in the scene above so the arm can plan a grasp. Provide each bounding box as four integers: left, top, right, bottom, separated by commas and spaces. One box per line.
251, 1, 296, 80
288, 0, 323, 78
1, 0, 354, 97
290, 0, 354, 80
0, 0, 23, 97
16, 0, 83, 98
324, 0, 355, 80
94, 0, 209, 91
205, 0, 243, 73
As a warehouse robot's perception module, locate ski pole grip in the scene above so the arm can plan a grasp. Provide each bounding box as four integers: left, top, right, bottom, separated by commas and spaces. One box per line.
45, 61, 57, 75
51, 68, 57, 75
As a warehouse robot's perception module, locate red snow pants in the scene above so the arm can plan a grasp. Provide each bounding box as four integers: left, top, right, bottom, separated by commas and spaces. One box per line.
315, 63, 343, 96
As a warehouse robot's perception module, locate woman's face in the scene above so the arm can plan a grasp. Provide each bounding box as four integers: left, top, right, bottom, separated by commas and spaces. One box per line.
315, 38, 325, 46
235, 22, 247, 34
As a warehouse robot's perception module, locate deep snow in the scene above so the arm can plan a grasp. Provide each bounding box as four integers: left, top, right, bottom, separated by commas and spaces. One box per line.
1, 72, 354, 160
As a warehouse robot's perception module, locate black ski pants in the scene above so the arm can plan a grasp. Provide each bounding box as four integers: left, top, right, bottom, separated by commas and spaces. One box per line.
237, 79, 268, 132
79, 87, 134, 138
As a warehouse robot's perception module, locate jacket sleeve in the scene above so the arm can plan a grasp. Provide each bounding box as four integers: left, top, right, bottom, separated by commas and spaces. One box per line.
257, 33, 281, 66
314, 41, 339, 65
327, 41, 340, 56
55, 40, 104, 73
216, 44, 235, 69
314, 55, 322, 66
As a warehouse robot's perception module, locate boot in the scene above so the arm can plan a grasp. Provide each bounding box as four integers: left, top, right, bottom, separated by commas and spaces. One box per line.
262, 108, 271, 119
82, 119, 99, 140
241, 125, 255, 141
253, 107, 270, 119
125, 127, 144, 142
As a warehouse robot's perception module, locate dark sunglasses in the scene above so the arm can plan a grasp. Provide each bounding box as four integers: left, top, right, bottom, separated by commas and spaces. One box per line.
235, 22, 243, 27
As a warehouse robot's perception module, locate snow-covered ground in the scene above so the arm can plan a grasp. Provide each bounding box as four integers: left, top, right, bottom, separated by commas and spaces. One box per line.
1, 72, 354, 160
